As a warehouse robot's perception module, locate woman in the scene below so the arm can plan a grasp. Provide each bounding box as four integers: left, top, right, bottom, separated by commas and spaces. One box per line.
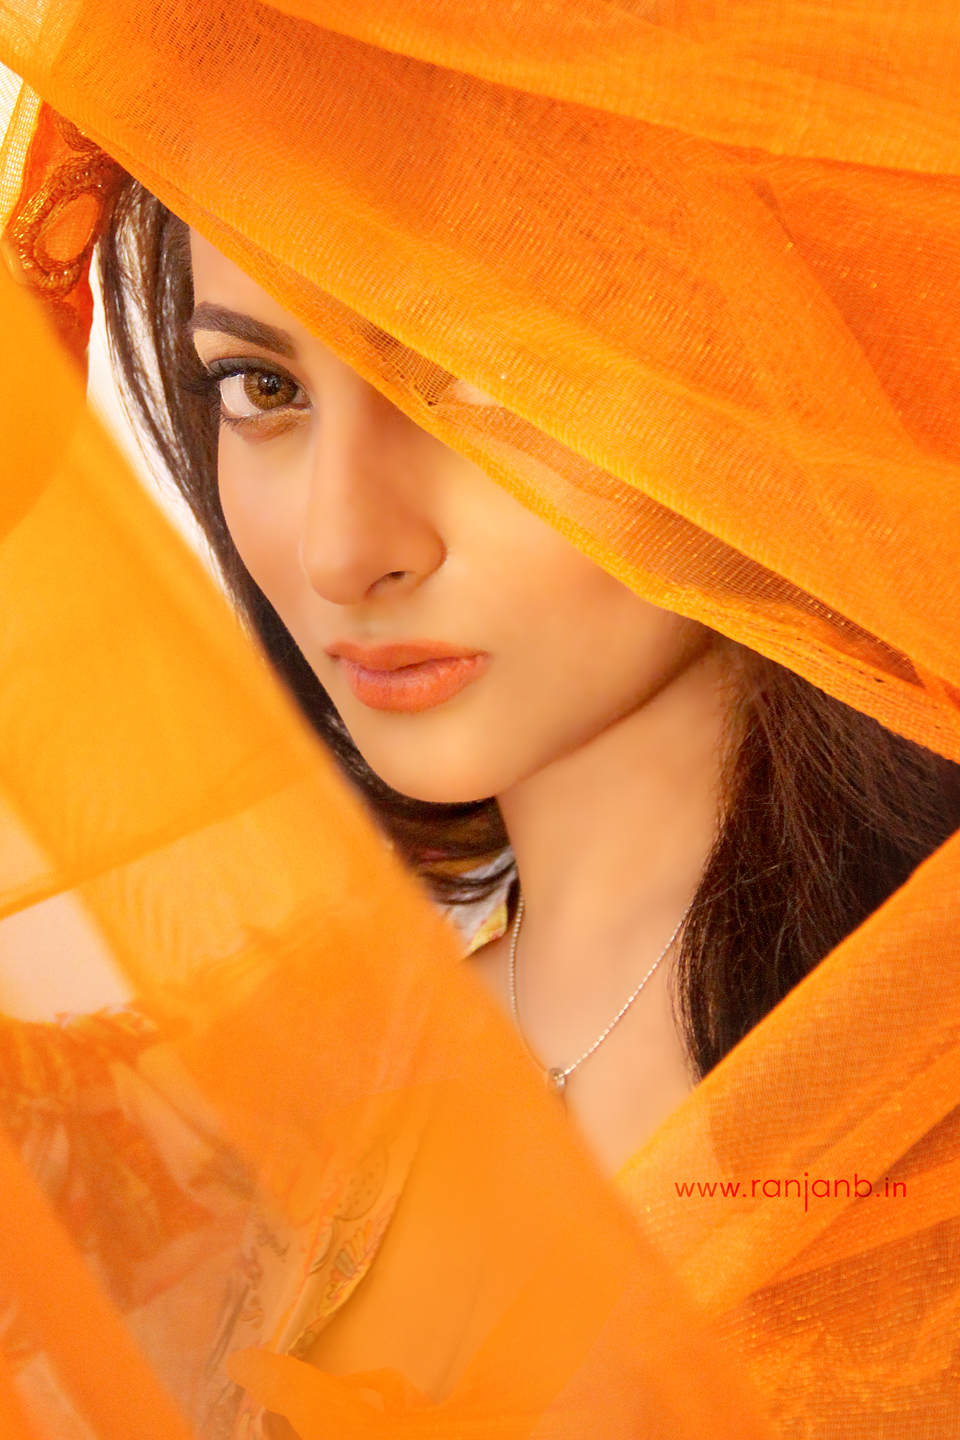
2, 2, 960, 1435
99, 200, 960, 1179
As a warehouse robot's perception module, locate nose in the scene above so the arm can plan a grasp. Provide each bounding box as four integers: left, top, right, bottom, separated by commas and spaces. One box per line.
299, 378, 445, 606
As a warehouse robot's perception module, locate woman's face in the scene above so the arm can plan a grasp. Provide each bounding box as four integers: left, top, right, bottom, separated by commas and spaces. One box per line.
189, 233, 711, 803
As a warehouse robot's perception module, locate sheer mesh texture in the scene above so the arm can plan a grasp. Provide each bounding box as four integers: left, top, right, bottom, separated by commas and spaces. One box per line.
0, 1, 959, 1436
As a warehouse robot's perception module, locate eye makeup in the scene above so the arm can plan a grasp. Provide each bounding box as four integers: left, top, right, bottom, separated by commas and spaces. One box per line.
184, 352, 313, 439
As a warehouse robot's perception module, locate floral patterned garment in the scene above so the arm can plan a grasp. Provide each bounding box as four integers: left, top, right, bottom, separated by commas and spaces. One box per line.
217, 883, 511, 1438
0, 878, 513, 1439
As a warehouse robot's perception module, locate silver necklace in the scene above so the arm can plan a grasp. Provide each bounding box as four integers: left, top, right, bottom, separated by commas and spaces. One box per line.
507, 895, 688, 1098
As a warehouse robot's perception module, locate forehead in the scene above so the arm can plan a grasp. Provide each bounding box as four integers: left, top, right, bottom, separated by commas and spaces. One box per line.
187, 229, 499, 408
188, 230, 313, 351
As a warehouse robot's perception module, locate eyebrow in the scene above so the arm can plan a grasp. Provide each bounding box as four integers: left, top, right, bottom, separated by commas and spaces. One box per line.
186, 302, 298, 358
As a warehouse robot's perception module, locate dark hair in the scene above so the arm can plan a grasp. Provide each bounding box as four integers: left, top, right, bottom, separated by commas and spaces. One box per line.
98, 176, 960, 1079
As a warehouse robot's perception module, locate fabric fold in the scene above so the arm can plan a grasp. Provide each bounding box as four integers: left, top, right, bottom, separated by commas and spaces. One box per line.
1, 0, 959, 1434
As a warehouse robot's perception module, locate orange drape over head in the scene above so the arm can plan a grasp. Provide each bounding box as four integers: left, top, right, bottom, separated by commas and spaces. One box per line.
1, 2, 960, 1435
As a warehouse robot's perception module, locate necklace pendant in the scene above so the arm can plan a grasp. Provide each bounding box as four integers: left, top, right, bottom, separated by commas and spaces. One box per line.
545, 1066, 567, 1098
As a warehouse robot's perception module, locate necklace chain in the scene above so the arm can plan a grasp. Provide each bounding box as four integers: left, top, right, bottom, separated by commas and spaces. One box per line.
507, 895, 688, 1098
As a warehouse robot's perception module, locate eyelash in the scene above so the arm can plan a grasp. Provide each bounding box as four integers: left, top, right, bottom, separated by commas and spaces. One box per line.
183, 358, 312, 435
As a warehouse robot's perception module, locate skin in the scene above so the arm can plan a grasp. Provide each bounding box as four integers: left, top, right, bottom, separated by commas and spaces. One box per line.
189, 231, 734, 1392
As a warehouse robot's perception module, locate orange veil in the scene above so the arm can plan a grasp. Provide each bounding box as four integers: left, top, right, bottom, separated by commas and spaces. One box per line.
1, 2, 960, 1435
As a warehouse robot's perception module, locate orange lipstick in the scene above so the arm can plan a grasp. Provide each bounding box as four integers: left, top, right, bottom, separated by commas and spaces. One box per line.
326, 641, 490, 713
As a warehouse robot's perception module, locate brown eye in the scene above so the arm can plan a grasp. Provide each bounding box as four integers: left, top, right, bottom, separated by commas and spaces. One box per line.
242, 369, 298, 410
217, 368, 309, 421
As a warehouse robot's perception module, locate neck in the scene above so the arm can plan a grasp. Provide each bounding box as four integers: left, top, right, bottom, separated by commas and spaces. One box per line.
497, 644, 731, 981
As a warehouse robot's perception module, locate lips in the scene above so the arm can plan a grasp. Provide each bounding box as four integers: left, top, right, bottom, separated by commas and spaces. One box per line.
325, 640, 490, 713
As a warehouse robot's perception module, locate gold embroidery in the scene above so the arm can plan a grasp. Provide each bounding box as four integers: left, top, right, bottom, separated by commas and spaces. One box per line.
4, 108, 123, 360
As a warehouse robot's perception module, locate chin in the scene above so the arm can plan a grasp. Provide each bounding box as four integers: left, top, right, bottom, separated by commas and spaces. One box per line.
345, 733, 508, 807
365, 761, 498, 807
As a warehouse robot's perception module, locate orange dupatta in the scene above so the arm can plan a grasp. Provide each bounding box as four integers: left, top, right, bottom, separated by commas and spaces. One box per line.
1, 2, 960, 1435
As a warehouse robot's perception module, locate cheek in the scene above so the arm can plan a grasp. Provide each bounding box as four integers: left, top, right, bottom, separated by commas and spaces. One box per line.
217, 435, 306, 611
479, 510, 689, 693
494, 556, 699, 748
432, 478, 710, 769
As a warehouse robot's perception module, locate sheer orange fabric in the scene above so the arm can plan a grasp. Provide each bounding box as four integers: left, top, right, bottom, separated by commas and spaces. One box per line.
0, 1, 959, 1436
